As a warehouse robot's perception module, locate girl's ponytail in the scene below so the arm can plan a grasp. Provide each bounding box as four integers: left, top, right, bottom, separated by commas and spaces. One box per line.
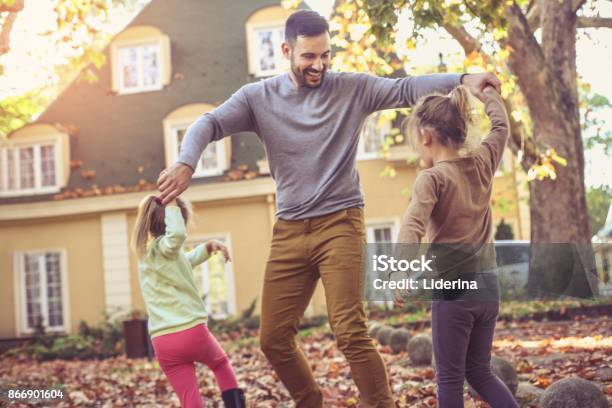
448, 85, 473, 145
131, 194, 165, 257
131, 195, 193, 257
404, 85, 474, 149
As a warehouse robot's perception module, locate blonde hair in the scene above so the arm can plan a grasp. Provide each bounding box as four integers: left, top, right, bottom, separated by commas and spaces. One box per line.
402, 85, 474, 149
131, 195, 192, 257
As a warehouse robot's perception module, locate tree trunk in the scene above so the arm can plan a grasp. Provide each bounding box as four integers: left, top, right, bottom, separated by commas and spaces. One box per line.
512, 0, 598, 297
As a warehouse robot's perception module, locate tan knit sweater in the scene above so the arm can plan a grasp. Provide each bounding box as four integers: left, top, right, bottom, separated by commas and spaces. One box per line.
397, 88, 509, 258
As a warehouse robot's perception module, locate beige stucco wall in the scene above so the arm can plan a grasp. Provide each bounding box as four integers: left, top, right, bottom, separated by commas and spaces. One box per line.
0, 159, 529, 337
0, 215, 105, 338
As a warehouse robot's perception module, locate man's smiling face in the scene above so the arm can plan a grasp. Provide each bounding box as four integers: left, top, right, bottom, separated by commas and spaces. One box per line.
283, 32, 331, 88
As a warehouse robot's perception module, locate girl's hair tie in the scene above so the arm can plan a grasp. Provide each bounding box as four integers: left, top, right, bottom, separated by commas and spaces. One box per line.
154, 197, 163, 206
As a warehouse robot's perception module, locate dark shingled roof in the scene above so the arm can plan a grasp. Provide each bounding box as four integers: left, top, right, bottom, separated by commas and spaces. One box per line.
2, 0, 286, 204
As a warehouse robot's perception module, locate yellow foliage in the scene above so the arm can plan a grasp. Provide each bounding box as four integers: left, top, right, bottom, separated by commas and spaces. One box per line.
281, 0, 300, 10
526, 149, 568, 181
380, 166, 398, 178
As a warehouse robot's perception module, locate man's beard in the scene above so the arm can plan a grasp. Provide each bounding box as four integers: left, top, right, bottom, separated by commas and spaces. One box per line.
292, 63, 327, 89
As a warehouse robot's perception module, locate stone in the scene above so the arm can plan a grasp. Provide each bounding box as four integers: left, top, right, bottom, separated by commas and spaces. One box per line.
368, 322, 382, 339
515, 382, 544, 406
407, 333, 433, 366
376, 326, 393, 346
389, 328, 411, 354
538, 377, 607, 408
468, 356, 518, 397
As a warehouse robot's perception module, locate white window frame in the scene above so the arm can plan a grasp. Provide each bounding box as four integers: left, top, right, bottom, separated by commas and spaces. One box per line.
14, 249, 70, 336
365, 218, 400, 308
0, 141, 61, 197
357, 112, 391, 161
170, 122, 229, 178
366, 218, 399, 245
187, 233, 236, 320
246, 21, 288, 78
115, 40, 164, 95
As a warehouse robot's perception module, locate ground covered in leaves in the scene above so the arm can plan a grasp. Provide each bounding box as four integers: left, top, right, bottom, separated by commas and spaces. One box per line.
1, 315, 610, 407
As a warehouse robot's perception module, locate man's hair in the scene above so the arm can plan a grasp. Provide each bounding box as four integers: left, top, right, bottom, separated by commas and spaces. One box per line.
285, 10, 329, 46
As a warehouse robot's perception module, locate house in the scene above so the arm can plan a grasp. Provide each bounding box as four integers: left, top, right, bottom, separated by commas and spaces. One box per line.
0, 0, 529, 340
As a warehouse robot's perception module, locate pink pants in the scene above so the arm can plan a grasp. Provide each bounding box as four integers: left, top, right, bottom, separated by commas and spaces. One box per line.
152, 324, 238, 408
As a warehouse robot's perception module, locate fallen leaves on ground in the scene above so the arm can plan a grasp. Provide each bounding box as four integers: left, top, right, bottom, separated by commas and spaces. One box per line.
0, 316, 610, 407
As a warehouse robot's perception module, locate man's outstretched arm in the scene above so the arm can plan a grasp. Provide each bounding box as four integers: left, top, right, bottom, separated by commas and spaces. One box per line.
361, 72, 500, 113
157, 87, 255, 204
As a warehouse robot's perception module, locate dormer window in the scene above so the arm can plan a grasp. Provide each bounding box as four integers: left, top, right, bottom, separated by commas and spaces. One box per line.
111, 26, 171, 95
0, 124, 70, 197
246, 6, 292, 78
163, 104, 231, 178
117, 42, 162, 93
252, 26, 286, 77
172, 124, 228, 177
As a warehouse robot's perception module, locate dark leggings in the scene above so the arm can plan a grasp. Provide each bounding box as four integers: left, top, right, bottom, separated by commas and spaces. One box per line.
431, 300, 519, 408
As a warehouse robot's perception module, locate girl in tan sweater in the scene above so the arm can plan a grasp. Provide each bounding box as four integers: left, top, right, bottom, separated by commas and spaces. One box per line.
393, 85, 519, 408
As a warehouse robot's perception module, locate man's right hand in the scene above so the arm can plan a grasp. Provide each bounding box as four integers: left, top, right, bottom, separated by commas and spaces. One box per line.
157, 162, 194, 205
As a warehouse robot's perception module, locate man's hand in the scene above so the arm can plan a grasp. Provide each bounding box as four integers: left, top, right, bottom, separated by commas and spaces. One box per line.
461, 72, 501, 101
157, 163, 194, 205
390, 270, 410, 308
205, 240, 231, 262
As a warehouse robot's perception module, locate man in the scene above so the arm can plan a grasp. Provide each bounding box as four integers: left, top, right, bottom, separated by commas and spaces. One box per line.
157, 10, 500, 407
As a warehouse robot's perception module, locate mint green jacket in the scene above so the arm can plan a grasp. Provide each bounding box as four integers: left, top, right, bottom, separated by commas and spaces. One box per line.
138, 206, 210, 338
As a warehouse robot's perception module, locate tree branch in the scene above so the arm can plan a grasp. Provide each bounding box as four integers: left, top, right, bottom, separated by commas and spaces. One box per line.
524, 1, 609, 32
441, 23, 482, 55
578, 16, 612, 28
440, 22, 537, 170
504, 4, 551, 103
0, 0, 24, 55
525, 1, 540, 33
573, 0, 587, 15
0, 0, 24, 13
0, 10, 18, 55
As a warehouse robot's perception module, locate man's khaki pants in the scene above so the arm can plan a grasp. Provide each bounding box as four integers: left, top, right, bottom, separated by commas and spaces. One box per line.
260, 208, 394, 407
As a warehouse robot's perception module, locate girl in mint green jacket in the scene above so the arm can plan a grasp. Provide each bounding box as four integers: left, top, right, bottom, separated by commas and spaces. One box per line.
132, 195, 245, 408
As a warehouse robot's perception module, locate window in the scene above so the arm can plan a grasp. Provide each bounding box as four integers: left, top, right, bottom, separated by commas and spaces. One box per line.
163, 104, 231, 177
252, 26, 286, 77
17, 251, 68, 333
2, 124, 69, 197
117, 42, 162, 93
245, 6, 291, 78
365, 221, 398, 307
0, 143, 59, 196
367, 225, 394, 243
172, 124, 228, 177
358, 112, 391, 160
189, 236, 236, 320
110, 26, 171, 95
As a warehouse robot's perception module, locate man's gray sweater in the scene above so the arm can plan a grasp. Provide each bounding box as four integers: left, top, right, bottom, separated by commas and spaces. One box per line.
178, 71, 461, 220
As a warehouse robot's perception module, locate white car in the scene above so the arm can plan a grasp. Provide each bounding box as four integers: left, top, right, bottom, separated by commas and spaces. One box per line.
494, 240, 531, 298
